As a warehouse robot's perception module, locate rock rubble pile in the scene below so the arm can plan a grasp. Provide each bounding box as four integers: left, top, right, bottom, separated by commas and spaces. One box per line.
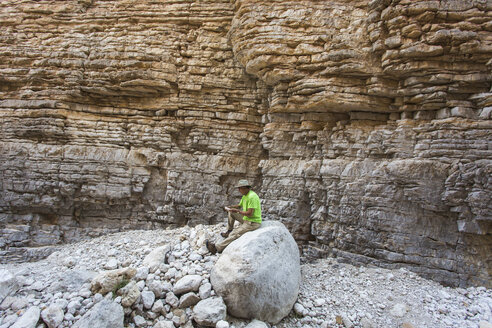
0, 224, 491, 328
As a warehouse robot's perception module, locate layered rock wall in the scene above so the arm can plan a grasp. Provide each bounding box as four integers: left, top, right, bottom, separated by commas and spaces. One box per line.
0, 0, 491, 286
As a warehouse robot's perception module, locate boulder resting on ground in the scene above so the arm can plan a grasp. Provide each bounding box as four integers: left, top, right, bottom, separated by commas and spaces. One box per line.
72, 299, 124, 328
210, 220, 300, 324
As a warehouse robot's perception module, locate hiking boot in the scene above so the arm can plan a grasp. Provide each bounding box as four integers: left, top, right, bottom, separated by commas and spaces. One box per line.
220, 230, 232, 238
205, 240, 217, 254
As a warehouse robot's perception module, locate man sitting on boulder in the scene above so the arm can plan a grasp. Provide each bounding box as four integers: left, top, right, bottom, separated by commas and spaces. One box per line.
206, 179, 262, 254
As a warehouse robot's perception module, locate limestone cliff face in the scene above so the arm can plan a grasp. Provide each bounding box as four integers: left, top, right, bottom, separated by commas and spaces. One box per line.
0, 0, 490, 287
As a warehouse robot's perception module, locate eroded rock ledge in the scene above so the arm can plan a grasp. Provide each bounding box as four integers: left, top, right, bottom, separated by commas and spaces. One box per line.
0, 0, 491, 287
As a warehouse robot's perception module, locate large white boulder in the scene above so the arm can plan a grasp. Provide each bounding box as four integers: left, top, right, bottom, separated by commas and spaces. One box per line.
210, 221, 300, 324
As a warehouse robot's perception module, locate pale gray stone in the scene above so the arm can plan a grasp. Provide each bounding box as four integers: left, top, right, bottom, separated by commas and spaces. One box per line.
48, 270, 96, 294
41, 305, 64, 328
216, 320, 230, 328
134, 267, 149, 281
199, 282, 212, 299
211, 221, 300, 324
141, 290, 155, 310
173, 275, 202, 295
103, 258, 118, 270
390, 303, 408, 317
118, 281, 140, 308
154, 320, 175, 328
165, 292, 179, 308
133, 315, 146, 327
72, 300, 123, 328
151, 299, 164, 314
11, 306, 40, 328
148, 280, 168, 298
192, 297, 226, 327
293, 303, 306, 316
341, 314, 354, 328
143, 246, 171, 270
245, 320, 268, 328
10, 297, 29, 311
0, 269, 19, 303
51, 299, 68, 310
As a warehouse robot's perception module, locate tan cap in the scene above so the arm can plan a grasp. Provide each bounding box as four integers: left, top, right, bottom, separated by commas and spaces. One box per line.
236, 179, 251, 188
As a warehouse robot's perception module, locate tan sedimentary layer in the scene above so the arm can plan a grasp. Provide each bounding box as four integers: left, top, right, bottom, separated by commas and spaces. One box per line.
0, 0, 490, 287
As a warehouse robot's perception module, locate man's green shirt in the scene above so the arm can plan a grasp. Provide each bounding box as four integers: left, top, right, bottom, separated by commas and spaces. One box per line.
239, 190, 262, 223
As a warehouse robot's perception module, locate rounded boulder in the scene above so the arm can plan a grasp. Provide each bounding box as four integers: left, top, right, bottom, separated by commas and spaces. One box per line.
210, 221, 300, 324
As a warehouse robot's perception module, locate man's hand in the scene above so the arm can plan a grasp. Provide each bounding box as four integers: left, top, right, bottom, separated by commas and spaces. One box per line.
226, 207, 254, 217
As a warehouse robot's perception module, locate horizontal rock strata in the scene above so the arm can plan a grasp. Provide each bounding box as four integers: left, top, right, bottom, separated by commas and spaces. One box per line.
0, 0, 491, 287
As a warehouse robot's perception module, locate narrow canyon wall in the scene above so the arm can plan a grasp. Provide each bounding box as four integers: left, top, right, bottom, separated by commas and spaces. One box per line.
0, 0, 491, 287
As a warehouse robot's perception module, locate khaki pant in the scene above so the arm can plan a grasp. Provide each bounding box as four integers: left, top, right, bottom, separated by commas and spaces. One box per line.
216, 212, 261, 252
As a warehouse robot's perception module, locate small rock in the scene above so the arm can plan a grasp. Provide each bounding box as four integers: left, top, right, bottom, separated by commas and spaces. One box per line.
148, 280, 167, 298
193, 297, 226, 327
173, 275, 202, 295
31, 281, 46, 292
165, 292, 179, 308
133, 315, 146, 327
199, 283, 212, 299
11, 298, 29, 311
293, 303, 306, 316
341, 314, 354, 328
152, 299, 165, 314
67, 299, 81, 314
41, 305, 64, 328
51, 299, 68, 311
136, 280, 145, 291
134, 267, 149, 281
118, 281, 140, 308
216, 320, 229, 328
103, 259, 118, 270
141, 290, 155, 310
154, 320, 175, 328
179, 292, 200, 308
143, 245, 171, 270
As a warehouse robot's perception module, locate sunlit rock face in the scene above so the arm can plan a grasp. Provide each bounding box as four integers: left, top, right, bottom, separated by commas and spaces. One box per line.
0, 0, 490, 287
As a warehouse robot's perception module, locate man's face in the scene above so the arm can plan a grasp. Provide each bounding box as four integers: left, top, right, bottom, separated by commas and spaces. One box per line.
238, 187, 249, 195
